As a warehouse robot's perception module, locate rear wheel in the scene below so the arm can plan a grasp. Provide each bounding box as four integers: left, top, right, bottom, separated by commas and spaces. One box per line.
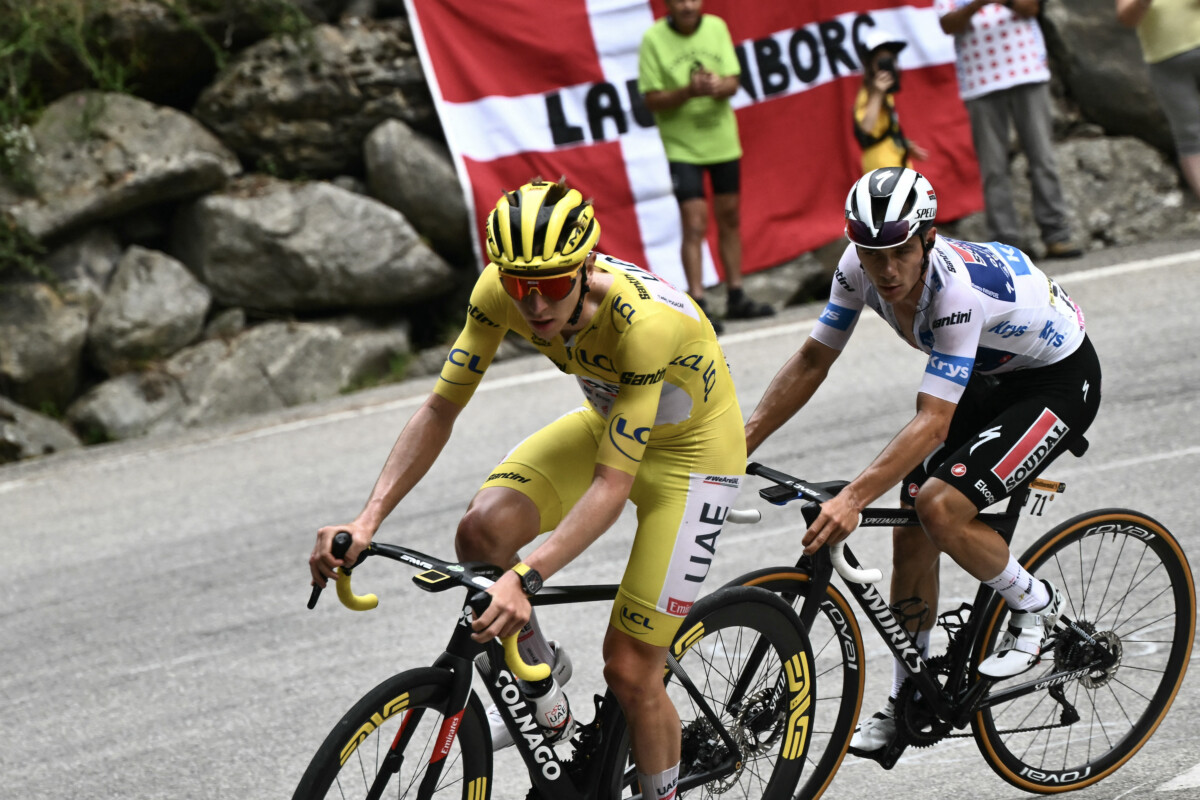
730, 567, 865, 800
601, 586, 817, 800
973, 509, 1196, 793
293, 667, 492, 800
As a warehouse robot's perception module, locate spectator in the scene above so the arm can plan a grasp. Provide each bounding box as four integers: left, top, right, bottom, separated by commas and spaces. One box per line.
1116, 0, 1200, 201
854, 29, 931, 172
935, 0, 1083, 259
638, 0, 775, 330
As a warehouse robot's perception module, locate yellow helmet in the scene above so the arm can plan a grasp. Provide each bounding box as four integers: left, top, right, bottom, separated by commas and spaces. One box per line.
485, 178, 600, 273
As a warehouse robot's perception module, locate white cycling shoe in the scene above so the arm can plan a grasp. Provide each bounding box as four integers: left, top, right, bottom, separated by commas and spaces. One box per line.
978, 579, 1063, 679
847, 698, 896, 757
487, 640, 574, 750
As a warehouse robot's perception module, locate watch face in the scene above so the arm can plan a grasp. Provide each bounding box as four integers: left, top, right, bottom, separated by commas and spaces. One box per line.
521, 569, 543, 595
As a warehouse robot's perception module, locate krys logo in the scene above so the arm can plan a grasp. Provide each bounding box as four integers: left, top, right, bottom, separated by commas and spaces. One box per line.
609, 414, 650, 461
926, 352, 972, 386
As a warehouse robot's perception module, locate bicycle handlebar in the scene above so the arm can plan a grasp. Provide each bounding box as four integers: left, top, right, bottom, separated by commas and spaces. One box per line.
309, 532, 551, 682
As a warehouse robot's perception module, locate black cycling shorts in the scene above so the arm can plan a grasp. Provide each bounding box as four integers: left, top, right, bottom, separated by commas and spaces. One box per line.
669, 159, 740, 202
900, 336, 1102, 511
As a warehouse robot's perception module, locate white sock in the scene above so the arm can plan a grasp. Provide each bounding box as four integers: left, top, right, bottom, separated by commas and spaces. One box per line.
637, 764, 679, 800
985, 554, 1049, 612
515, 608, 555, 668
890, 628, 932, 699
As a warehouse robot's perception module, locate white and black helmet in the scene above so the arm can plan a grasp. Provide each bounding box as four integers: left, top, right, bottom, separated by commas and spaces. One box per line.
844, 167, 937, 249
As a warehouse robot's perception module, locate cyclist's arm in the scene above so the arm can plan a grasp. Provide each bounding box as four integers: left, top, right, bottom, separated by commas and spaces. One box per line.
745, 336, 840, 455
1115, 0, 1150, 27
802, 391, 956, 554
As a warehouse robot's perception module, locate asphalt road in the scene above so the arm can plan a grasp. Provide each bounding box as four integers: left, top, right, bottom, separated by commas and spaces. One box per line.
2, 238, 1199, 799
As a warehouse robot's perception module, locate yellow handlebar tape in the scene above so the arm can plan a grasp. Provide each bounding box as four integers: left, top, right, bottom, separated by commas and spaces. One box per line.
335, 566, 379, 611
502, 634, 552, 682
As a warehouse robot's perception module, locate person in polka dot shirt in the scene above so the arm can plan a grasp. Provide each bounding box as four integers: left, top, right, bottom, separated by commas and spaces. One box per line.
935, 0, 1083, 259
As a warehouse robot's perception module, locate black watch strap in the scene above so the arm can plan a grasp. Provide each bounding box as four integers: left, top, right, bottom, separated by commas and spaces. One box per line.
512, 562, 543, 596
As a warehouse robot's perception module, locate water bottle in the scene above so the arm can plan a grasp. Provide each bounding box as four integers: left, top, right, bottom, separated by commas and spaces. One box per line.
521, 675, 574, 743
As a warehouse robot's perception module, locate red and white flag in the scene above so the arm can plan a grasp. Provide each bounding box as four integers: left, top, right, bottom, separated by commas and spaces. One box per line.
405, 0, 982, 286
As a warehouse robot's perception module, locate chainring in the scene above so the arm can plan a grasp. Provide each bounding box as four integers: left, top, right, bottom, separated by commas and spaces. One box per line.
894, 656, 953, 748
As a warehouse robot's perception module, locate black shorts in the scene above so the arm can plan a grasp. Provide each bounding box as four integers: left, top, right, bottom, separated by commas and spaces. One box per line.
669, 159, 740, 202
900, 336, 1102, 511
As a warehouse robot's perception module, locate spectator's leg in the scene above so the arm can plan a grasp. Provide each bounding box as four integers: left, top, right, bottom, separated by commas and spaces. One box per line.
712, 191, 743, 290
967, 91, 1022, 247
1010, 82, 1073, 246
1148, 49, 1200, 201
679, 198, 708, 299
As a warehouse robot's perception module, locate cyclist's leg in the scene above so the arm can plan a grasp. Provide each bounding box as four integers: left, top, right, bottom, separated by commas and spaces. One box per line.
457, 409, 598, 694
607, 414, 744, 781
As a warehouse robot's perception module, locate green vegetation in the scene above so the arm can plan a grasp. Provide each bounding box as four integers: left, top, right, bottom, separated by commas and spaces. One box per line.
342, 352, 414, 393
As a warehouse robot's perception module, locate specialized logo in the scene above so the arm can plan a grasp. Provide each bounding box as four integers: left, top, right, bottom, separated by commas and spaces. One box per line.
970, 425, 1003, 455
932, 310, 971, 329
818, 301, 857, 331
926, 351, 972, 386
950, 463, 967, 477
991, 409, 1070, 490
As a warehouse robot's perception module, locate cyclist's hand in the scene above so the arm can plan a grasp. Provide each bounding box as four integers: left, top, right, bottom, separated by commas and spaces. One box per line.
802, 493, 861, 555
470, 571, 530, 642
309, 523, 372, 588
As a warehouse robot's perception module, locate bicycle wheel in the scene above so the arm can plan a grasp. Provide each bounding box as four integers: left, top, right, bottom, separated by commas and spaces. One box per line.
293, 666, 492, 800
599, 585, 817, 800
729, 567, 865, 800
973, 509, 1196, 793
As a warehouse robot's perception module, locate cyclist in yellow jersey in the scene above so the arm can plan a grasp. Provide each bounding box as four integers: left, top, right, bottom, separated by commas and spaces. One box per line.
310, 178, 745, 797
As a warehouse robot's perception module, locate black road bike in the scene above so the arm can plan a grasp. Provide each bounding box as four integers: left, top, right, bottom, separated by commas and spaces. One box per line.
728, 454, 1195, 798
293, 529, 818, 799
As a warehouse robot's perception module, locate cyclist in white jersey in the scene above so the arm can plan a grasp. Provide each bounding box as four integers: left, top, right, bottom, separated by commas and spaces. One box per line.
744, 167, 1101, 760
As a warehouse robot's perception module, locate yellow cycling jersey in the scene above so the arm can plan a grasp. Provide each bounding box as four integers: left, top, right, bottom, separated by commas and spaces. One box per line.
434, 253, 739, 476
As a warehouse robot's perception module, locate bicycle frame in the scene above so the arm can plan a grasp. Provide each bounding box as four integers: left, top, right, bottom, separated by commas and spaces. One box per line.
320, 538, 747, 800
747, 462, 1120, 757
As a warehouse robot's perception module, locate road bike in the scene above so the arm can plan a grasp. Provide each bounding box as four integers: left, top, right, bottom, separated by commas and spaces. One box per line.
727, 451, 1195, 798
293, 528, 818, 799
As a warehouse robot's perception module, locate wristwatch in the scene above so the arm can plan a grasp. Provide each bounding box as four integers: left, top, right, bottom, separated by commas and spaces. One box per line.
512, 562, 543, 596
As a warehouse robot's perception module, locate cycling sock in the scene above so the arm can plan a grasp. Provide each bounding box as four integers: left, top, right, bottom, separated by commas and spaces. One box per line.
985, 555, 1050, 612
890, 628, 931, 698
637, 764, 679, 800
515, 608, 556, 668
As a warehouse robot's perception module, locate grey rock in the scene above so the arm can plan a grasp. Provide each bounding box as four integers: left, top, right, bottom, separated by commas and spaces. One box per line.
88, 246, 213, 375
66, 369, 187, 441
0, 283, 89, 410
43, 226, 123, 317
194, 19, 434, 176
3, 91, 241, 240
0, 396, 82, 464
169, 176, 456, 311
365, 118, 471, 264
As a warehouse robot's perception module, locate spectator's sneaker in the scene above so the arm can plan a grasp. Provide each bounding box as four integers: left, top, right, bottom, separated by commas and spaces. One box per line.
487, 640, 573, 750
694, 296, 724, 335
1043, 240, 1083, 259
847, 698, 896, 757
978, 580, 1063, 679
725, 294, 775, 319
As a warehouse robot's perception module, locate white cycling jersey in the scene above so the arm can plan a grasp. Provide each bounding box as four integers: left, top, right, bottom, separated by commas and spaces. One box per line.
814, 236, 1087, 403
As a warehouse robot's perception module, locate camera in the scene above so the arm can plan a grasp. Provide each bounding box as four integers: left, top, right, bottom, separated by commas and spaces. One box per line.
876, 56, 900, 93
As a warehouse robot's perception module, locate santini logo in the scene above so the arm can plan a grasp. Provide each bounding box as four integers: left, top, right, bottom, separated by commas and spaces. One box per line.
932, 310, 971, 328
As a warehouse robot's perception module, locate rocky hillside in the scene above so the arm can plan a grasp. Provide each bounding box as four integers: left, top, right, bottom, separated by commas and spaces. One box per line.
1, 0, 1195, 463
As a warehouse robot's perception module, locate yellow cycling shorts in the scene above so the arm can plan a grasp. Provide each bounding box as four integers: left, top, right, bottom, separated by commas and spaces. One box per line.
479, 406, 745, 647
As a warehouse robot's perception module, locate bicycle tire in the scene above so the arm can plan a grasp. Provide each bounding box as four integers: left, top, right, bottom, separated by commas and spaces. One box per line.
973, 509, 1196, 793
598, 585, 818, 800
293, 666, 493, 800
728, 567, 865, 800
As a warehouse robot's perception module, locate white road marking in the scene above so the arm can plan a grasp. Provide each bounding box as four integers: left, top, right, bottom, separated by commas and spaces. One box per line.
1159, 761, 1200, 791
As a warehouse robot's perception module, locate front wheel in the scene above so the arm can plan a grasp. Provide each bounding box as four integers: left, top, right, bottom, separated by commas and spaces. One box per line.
973, 509, 1196, 793
600, 585, 817, 800
293, 666, 492, 800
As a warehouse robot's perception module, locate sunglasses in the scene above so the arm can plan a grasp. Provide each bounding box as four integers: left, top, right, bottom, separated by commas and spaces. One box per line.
499, 269, 579, 301
846, 219, 912, 248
